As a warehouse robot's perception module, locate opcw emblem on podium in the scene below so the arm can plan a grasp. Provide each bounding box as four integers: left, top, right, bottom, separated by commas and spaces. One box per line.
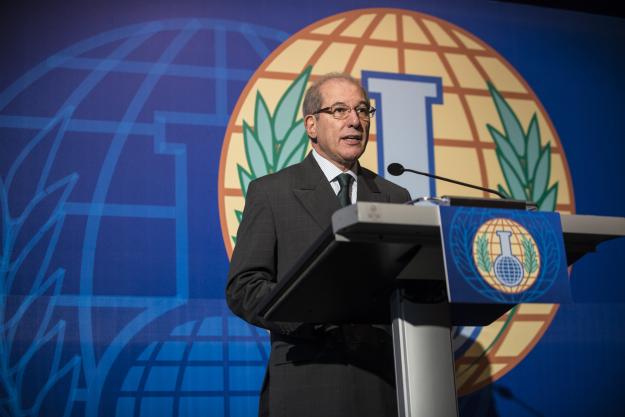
439, 206, 570, 304
473, 218, 540, 293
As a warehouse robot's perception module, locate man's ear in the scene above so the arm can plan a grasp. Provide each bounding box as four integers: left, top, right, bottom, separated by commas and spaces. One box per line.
304, 114, 317, 140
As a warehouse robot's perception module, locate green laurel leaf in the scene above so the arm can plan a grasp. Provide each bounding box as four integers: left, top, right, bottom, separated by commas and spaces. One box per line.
237, 164, 253, 198
497, 185, 511, 199
531, 145, 551, 203
497, 150, 526, 200
274, 66, 312, 142
276, 122, 307, 170
525, 115, 541, 179
538, 183, 558, 212
242, 121, 270, 178
521, 236, 538, 274
487, 124, 525, 185
254, 93, 275, 168
476, 233, 491, 273
487, 82, 559, 211
293, 135, 309, 165
487, 81, 525, 155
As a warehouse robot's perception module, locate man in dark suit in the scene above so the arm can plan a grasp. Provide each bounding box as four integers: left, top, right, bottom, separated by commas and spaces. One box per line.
226, 73, 410, 417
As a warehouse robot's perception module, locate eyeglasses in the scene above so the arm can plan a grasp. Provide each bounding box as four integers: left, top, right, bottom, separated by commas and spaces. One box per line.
313, 104, 376, 120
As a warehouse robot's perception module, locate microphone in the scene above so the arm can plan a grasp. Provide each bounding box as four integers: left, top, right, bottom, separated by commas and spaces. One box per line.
386, 162, 507, 199
386, 163, 405, 176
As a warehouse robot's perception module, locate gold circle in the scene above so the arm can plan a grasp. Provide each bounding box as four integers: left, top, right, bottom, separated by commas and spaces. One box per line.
218, 8, 575, 395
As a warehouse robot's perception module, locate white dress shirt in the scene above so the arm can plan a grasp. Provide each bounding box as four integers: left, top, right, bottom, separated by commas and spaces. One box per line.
312, 149, 358, 204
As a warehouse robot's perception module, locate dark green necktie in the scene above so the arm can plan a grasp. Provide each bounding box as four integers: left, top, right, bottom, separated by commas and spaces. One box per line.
336, 173, 353, 208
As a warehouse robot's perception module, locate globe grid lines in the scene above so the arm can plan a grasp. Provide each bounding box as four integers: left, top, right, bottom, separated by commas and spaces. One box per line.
495, 258, 522, 285
113, 314, 270, 417
1, 18, 288, 417
0, 18, 288, 107
0, 18, 289, 300
76, 22, 209, 403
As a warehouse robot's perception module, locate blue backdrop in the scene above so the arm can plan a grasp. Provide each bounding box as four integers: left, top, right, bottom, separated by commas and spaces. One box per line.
1, 1, 624, 416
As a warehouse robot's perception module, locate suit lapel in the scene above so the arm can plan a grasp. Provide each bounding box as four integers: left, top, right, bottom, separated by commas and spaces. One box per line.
357, 165, 388, 203
292, 153, 341, 229
291, 154, 389, 228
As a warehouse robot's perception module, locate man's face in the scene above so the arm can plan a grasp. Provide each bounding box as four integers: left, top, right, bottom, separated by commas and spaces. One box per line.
305, 79, 370, 170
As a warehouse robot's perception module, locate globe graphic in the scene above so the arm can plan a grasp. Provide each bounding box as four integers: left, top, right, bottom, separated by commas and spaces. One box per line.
218, 8, 575, 395
494, 257, 523, 286
0, 18, 286, 416
472, 218, 540, 294
113, 315, 269, 417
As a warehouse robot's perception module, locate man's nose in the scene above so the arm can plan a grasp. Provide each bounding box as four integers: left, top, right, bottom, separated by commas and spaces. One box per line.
346, 108, 361, 127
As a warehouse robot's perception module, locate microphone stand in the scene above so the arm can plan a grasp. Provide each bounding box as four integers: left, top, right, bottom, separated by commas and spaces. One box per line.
387, 163, 536, 210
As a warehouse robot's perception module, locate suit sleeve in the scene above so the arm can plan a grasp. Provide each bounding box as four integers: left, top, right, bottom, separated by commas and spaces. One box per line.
225, 180, 279, 329
226, 180, 311, 336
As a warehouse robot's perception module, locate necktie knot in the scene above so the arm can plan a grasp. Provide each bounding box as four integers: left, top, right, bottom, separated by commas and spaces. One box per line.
336, 173, 353, 208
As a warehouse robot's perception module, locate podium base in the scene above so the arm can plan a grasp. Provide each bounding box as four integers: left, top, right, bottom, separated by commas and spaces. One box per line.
391, 290, 459, 417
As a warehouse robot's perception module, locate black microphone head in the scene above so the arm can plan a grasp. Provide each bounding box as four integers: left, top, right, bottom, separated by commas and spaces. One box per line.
387, 163, 405, 176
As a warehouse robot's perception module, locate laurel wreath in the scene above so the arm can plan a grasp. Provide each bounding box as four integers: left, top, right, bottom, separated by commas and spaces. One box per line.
476, 233, 491, 273
0, 109, 81, 417
486, 82, 558, 211
235, 76, 558, 214
521, 236, 538, 274
232, 67, 312, 240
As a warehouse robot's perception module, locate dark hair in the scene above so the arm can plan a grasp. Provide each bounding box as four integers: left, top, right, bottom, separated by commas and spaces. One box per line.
301, 73, 370, 118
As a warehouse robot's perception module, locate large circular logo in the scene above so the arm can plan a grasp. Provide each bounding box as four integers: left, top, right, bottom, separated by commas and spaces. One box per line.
218, 8, 574, 395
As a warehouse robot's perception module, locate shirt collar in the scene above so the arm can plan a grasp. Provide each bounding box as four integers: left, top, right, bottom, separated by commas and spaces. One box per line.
312, 149, 358, 183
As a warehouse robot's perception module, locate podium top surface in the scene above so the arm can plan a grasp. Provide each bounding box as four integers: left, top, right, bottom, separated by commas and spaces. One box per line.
258, 202, 625, 325
332, 202, 625, 245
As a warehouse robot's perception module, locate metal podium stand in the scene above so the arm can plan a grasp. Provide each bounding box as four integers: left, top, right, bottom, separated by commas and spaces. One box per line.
256, 202, 625, 417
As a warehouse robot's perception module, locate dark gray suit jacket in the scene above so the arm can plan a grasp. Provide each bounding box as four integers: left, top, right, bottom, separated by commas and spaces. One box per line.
226, 152, 411, 417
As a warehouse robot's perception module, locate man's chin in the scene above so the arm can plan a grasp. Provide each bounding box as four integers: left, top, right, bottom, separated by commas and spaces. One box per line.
338, 153, 364, 167
341, 148, 365, 162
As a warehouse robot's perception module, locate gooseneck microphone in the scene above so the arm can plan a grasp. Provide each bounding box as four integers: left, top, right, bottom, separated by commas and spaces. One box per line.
387, 162, 507, 199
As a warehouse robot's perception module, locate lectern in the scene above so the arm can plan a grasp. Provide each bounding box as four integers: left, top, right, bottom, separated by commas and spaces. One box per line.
256, 202, 625, 417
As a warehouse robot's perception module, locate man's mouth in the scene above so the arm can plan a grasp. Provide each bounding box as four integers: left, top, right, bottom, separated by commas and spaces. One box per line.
341, 135, 362, 142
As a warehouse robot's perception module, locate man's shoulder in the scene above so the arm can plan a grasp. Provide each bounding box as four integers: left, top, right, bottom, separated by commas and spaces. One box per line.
248, 158, 307, 189
360, 165, 408, 193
